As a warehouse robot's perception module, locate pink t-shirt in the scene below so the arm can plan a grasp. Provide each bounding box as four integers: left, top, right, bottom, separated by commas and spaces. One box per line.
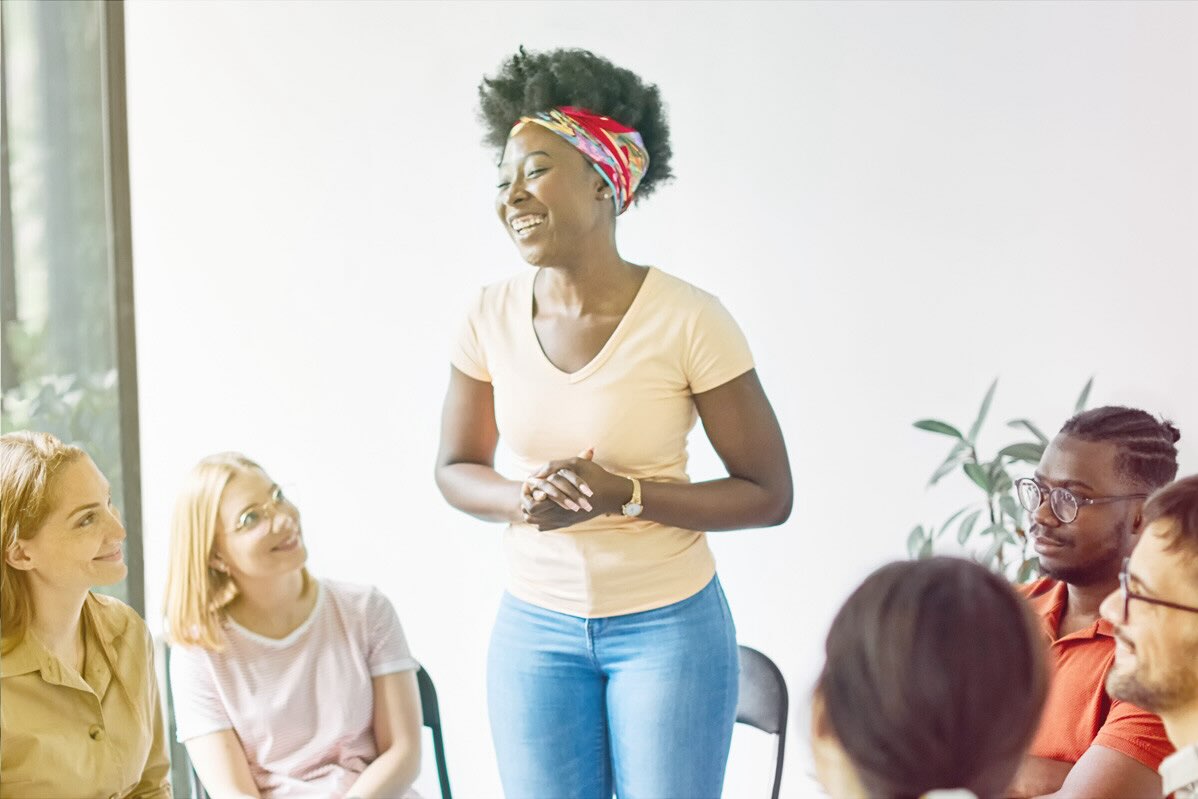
169, 579, 420, 798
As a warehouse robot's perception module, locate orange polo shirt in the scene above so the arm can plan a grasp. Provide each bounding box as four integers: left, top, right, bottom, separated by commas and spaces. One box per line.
1019, 578, 1174, 770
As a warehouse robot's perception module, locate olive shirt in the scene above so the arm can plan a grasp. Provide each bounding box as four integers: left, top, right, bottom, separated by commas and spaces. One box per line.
0, 592, 171, 798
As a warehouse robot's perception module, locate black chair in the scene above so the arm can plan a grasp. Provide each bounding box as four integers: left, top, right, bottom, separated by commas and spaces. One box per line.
735, 645, 788, 799
417, 665, 453, 799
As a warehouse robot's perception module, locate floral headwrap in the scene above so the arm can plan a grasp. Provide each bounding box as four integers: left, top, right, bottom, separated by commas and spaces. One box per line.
510, 106, 649, 215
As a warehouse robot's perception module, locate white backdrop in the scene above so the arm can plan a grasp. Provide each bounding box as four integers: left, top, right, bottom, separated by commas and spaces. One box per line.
123, 2, 1198, 796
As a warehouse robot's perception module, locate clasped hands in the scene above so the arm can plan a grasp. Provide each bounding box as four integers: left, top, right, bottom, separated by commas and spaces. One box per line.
519, 448, 634, 531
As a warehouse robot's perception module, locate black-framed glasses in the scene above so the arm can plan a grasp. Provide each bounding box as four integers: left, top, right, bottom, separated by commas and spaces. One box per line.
1015, 477, 1147, 524
1118, 557, 1198, 625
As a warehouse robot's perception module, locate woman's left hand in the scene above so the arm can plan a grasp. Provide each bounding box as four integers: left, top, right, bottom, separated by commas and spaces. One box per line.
522, 449, 634, 531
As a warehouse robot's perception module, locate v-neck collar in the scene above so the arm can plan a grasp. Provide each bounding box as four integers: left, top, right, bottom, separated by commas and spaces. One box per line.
527, 266, 658, 384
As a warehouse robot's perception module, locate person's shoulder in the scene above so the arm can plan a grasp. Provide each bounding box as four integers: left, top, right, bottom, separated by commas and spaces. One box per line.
1016, 577, 1060, 601
475, 270, 533, 307
86, 591, 150, 641
647, 267, 716, 303
319, 578, 393, 613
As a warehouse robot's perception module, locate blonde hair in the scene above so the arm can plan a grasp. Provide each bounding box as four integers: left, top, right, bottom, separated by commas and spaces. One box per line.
1, 431, 87, 652
164, 452, 275, 650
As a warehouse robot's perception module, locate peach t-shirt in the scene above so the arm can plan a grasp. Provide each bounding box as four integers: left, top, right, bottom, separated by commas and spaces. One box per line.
452, 266, 755, 617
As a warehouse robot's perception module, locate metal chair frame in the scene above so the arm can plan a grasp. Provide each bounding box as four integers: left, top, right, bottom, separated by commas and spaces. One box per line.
735, 644, 789, 799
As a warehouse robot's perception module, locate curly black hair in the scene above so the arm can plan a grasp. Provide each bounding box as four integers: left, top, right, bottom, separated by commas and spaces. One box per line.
478, 47, 673, 200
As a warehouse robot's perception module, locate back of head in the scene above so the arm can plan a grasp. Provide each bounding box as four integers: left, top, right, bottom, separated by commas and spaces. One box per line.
1, 431, 86, 649
163, 451, 263, 650
1143, 474, 1198, 561
1060, 406, 1181, 491
817, 557, 1047, 798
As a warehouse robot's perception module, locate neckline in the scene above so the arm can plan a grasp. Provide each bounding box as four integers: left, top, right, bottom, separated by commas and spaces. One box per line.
226, 579, 324, 648
527, 266, 657, 383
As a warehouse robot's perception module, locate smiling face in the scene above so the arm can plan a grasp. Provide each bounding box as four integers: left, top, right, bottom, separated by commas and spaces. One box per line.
1028, 434, 1144, 587
210, 467, 306, 582
1102, 519, 1198, 714
5, 455, 127, 593
495, 123, 614, 266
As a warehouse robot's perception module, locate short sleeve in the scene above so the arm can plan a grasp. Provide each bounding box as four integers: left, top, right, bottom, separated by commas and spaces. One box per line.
365, 588, 419, 677
1093, 696, 1175, 770
168, 644, 233, 743
450, 289, 491, 382
685, 295, 755, 395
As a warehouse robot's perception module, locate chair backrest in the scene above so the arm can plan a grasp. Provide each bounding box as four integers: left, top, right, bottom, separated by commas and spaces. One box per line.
735, 645, 788, 799
417, 665, 453, 799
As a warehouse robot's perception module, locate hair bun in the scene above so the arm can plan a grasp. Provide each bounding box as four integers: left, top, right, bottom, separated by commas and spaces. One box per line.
1162, 419, 1182, 444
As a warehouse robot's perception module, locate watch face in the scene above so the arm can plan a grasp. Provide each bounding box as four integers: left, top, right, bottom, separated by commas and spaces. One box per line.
622, 503, 643, 518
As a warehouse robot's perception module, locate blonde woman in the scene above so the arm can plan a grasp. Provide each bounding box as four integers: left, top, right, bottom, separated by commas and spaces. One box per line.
164, 453, 421, 799
0, 431, 170, 798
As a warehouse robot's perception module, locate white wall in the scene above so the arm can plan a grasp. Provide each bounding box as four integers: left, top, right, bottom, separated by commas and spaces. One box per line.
123, 2, 1198, 796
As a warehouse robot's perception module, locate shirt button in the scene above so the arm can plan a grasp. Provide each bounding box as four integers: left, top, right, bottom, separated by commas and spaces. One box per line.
88, 724, 105, 741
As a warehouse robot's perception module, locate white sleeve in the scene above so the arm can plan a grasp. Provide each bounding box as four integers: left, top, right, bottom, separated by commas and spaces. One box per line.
366, 588, 419, 677
168, 644, 234, 742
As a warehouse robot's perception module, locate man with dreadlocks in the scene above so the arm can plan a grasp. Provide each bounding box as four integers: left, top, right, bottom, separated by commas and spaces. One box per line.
1007, 406, 1182, 797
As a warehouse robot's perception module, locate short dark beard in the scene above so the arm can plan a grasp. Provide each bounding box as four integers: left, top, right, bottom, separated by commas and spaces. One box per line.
1107, 661, 1198, 714
1038, 556, 1120, 588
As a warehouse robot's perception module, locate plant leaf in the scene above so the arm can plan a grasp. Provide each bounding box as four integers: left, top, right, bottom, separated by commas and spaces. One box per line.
919, 536, 934, 559
1017, 557, 1041, 583
929, 456, 964, 486
929, 441, 971, 486
914, 420, 964, 439
936, 505, 973, 538
998, 442, 1045, 464
963, 462, 991, 492
958, 509, 983, 545
907, 525, 926, 559
999, 494, 1022, 523
1075, 377, 1094, 413
980, 535, 1004, 567
967, 378, 999, 444
1007, 419, 1049, 445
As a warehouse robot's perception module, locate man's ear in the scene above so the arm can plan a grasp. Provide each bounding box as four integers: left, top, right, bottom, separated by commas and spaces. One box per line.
5, 540, 36, 572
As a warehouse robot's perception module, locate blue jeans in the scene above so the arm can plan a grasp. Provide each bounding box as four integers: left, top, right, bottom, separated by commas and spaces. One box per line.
487, 576, 739, 799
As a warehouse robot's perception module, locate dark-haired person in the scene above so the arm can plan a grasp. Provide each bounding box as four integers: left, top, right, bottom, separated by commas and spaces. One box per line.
434, 48, 792, 798
1101, 474, 1198, 799
812, 557, 1047, 798
1008, 406, 1180, 797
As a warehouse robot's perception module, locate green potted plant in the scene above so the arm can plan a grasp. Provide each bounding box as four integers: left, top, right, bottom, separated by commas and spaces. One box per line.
906, 378, 1093, 582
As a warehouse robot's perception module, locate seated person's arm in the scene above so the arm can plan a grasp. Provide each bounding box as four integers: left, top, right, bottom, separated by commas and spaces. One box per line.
185, 730, 263, 799
1034, 743, 1161, 798
345, 670, 423, 799
1008, 755, 1074, 798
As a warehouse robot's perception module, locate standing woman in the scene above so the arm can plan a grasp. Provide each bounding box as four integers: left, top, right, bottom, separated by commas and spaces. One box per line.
0, 431, 170, 798
435, 48, 793, 799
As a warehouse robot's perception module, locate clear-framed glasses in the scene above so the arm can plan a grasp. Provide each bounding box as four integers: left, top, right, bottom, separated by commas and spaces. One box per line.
1015, 477, 1147, 525
1118, 557, 1198, 625
233, 485, 291, 533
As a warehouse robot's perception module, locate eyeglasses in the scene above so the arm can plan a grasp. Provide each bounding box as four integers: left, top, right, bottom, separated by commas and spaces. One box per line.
1117, 557, 1198, 625
1015, 477, 1147, 525
233, 485, 292, 533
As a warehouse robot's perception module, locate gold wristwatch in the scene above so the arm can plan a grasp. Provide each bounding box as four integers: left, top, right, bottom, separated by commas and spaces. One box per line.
621, 477, 643, 518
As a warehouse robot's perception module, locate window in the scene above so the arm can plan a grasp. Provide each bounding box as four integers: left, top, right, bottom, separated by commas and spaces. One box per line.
1, 0, 143, 613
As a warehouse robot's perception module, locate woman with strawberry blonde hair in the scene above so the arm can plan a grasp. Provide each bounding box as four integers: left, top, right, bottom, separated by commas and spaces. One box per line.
1, 431, 170, 797
165, 452, 422, 799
